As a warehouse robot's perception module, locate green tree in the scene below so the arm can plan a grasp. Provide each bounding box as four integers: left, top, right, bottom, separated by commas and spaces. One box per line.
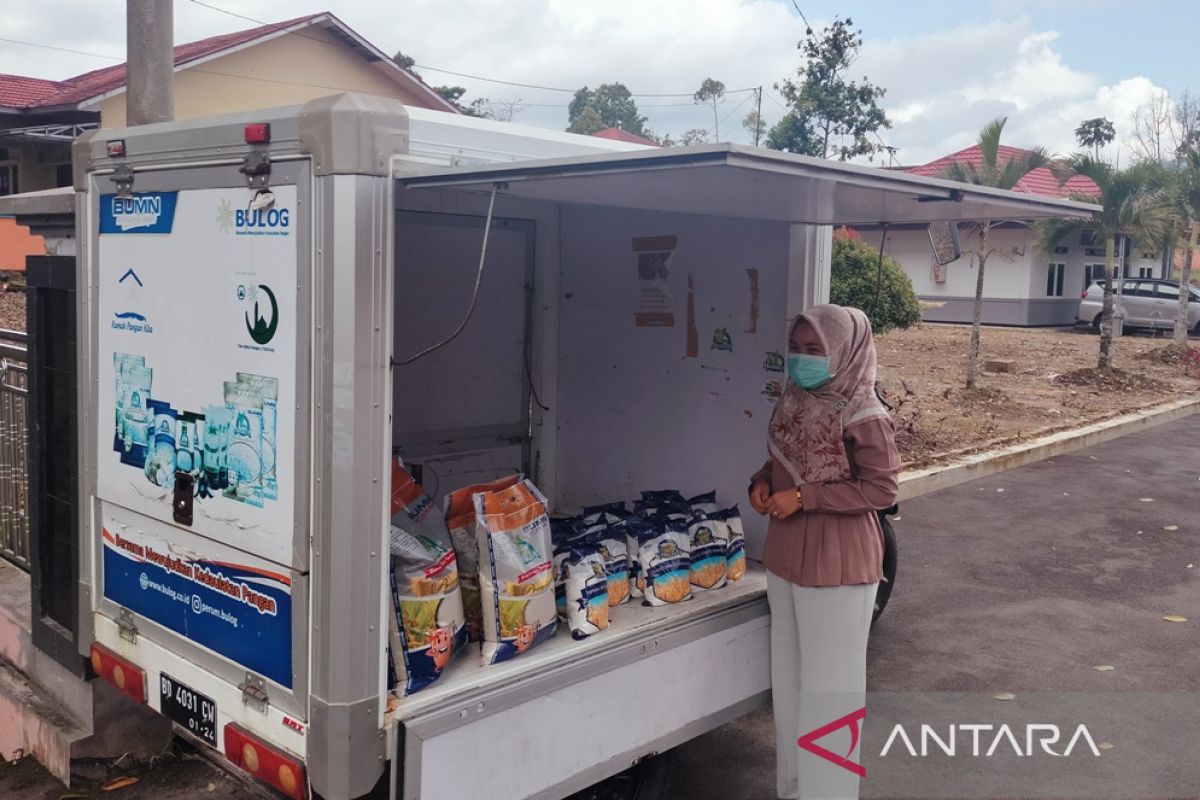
829, 231, 921, 334
568, 105, 606, 135
940, 117, 1049, 390
765, 112, 818, 153
1165, 149, 1200, 348
568, 84, 649, 137
1036, 157, 1170, 370
770, 17, 890, 160
1074, 117, 1116, 160
392, 51, 416, 69
743, 110, 766, 146
694, 78, 726, 142
679, 128, 710, 146
391, 54, 490, 117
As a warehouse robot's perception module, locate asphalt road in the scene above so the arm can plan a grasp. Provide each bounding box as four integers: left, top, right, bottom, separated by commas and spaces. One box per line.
671, 415, 1200, 799
3, 417, 1197, 799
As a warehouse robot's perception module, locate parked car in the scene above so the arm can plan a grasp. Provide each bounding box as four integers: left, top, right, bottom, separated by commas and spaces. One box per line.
1078, 278, 1200, 334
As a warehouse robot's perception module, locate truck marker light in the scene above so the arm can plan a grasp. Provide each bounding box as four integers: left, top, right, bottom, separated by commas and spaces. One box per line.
224, 723, 306, 800
89, 643, 146, 704
244, 123, 271, 144
106, 140, 126, 157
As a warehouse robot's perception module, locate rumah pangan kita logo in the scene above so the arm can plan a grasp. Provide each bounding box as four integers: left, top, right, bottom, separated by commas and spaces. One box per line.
799, 707, 1103, 778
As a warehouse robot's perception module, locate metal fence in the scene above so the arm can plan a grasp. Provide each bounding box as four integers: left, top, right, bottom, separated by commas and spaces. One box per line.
0, 328, 29, 570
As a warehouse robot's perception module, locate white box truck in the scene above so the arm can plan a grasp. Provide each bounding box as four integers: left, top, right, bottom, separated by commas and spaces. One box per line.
72, 93, 1093, 800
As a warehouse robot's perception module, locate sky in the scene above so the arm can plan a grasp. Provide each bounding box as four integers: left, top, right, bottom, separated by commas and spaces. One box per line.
2, 0, 1198, 165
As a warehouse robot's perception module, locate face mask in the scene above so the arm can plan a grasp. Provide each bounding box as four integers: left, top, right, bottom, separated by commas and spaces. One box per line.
787, 354, 832, 390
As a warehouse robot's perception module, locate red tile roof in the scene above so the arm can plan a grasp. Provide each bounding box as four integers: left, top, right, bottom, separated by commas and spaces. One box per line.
906, 143, 1100, 199
2, 12, 455, 113
0, 74, 68, 109
591, 127, 659, 146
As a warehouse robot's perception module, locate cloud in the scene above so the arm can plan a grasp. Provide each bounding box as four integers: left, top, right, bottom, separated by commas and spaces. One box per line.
0, 0, 1171, 165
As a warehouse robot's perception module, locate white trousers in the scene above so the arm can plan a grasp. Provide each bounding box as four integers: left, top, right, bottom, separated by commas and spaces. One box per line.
767, 572, 878, 800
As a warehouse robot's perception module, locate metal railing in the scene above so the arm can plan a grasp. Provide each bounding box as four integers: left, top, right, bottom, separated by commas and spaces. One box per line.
0, 328, 29, 570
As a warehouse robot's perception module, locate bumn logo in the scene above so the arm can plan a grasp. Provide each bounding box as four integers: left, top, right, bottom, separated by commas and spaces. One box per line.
112, 195, 162, 231
798, 707, 867, 778
243, 284, 279, 345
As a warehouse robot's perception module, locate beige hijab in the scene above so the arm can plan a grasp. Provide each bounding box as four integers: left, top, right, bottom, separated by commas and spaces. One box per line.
768, 304, 889, 486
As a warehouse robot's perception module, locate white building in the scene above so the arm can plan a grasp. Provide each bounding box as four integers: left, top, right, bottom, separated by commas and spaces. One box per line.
871, 144, 1164, 326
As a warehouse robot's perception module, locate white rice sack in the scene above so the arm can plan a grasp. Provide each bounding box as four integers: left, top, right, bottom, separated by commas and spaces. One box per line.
389, 460, 467, 695
630, 516, 693, 606
720, 505, 747, 581
443, 474, 523, 642
687, 514, 729, 591
687, 491, 719, 517
563, 545, 610, 639
474, 479, 557, 665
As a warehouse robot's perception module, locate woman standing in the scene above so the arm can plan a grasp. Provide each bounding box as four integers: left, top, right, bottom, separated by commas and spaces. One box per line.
749, 304, 900, 800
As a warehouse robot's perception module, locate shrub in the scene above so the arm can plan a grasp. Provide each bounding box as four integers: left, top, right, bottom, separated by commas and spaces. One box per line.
829, 233, 921, 334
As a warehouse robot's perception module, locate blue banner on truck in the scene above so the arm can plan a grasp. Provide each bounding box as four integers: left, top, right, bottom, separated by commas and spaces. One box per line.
102, 527, 292, 688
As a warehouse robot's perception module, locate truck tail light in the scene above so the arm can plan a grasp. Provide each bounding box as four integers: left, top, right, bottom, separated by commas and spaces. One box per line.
89, 643, 146, 703
244, 123, 271, 144
224, 723, 306, 799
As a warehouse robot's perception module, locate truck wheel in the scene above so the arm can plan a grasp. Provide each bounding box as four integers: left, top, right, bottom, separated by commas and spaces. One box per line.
570, 751, 673, 800
872, 514, 898, 627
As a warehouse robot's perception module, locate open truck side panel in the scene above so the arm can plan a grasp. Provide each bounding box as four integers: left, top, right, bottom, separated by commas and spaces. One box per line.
73, 94, 1097, 800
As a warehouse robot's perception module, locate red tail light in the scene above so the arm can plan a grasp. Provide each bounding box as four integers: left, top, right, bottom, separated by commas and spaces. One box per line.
224, 723, 306, 799
89, 643, 146, 704
1081, 291, 1088, 299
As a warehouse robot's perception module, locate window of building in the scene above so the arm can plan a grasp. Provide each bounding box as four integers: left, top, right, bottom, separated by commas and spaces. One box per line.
1046, 262, 1066, 297
1137, 265, 1155, 278
1083, 263, 1106, 292
0, 163, 17, 196
55, 163, 73, 188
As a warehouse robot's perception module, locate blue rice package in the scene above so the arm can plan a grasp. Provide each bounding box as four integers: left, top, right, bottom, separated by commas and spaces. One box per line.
687, 513, 729, 591
718, 505, 746, 581
563, 544, 610, 639
595, 521, 631, 606
628, 515, 692, 606
201, 406, 232, 491
143, 400, 177, 488
687, 490, 719, 516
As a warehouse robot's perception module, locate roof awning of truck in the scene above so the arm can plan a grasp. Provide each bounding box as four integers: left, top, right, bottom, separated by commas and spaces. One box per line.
398, 143, 1100, 226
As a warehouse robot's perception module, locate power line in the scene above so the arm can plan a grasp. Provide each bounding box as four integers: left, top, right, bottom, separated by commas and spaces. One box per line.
0, 36, 121, 62
790, 0, 812, 31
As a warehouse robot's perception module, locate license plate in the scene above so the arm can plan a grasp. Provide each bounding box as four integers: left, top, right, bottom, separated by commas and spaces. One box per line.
159, 672, 217, 746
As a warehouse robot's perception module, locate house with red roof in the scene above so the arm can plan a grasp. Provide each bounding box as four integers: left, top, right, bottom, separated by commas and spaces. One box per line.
0, 12, 457, 271
865, 143, 1162, 327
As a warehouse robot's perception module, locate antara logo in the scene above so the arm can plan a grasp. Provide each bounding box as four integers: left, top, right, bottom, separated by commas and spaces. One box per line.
112, 195, 162, 231
282, 716, 305, 734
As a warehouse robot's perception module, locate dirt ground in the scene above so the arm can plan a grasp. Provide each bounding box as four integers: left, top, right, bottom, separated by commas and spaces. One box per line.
875, 323, 1200, 469
1, 290, 24, 331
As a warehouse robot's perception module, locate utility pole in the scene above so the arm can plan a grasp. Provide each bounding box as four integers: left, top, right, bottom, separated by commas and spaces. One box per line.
754, 86, 763, 147
126, 0, 174, 125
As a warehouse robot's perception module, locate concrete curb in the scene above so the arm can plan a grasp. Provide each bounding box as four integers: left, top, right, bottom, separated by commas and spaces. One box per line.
898, 398, 1200, 501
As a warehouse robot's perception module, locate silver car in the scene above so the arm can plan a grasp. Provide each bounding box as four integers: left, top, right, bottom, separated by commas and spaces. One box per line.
1078, 279, 1200, 334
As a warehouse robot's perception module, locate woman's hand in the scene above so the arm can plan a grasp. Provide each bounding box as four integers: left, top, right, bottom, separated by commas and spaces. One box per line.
749, 480, 771, 514
764, 489, 803, 521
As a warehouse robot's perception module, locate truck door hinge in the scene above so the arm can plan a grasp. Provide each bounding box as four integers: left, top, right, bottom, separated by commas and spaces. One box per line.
239, 672, 270, 713
117, 608, 138, 643
111, 164, 135, 197
240, 149, 271, 190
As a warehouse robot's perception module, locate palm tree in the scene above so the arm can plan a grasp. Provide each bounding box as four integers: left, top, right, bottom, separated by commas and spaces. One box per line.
1036, 157, 1170, 370
1169, 150, 1200, 350
940, 118, 1050, 390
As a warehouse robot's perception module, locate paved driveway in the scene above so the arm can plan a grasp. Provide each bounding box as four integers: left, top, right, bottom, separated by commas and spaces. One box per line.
672, 416, 1200, 799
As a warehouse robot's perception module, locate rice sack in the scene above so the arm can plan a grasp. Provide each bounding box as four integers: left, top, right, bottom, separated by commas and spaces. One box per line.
388, 461, 467, 695
720, 505, 747, 581
581, 502, 627, 527
629, 516, 693, 606
443, 474, 523, 642
687, 490, 718, 516
626, 522, 644, 599
687, 513, 729, 591
595, 522, 631, 606
563, 544, 610, 639
474, 479, 557, 665
550, 517, 580, 621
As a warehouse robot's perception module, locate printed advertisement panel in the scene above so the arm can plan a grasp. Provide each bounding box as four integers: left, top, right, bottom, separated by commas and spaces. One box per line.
100, 504, 293, 687
96, 186, 300, 568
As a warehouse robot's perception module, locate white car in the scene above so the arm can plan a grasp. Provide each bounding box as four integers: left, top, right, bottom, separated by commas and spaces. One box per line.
1078, 279, 1200, 334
